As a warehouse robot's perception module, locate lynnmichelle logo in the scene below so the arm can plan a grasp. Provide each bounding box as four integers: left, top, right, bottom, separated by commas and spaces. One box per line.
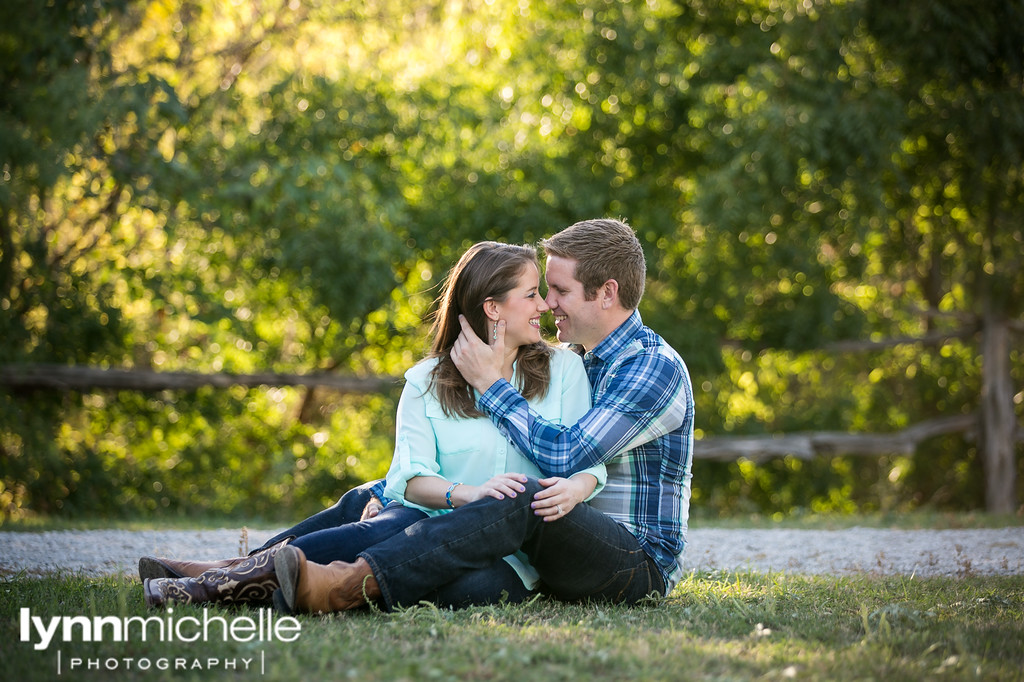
19, 606, 302, 675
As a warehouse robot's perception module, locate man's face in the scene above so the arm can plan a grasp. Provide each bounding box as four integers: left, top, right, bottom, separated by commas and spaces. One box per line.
543, 255, 605, 350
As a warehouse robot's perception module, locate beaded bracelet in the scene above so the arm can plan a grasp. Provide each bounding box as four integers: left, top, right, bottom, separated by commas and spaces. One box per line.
445, 482, 460, 509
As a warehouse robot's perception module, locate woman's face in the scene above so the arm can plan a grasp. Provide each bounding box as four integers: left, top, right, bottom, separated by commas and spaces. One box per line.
492, 262, 548, 349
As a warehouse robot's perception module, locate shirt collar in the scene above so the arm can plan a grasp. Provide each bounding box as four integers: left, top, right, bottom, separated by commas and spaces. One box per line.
583, 310, 643, 363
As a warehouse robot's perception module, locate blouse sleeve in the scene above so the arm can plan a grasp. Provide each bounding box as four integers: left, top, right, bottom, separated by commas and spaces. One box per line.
383, 374, 442, 503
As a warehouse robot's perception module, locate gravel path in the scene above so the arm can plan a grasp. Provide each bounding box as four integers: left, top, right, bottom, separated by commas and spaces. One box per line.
2, 526, 1022, 579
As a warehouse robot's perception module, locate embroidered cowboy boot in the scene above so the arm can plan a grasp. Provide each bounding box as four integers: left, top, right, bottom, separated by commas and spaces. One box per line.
139, 556, 240, 581
138, 536, 294, 580
143, 539, 289, 608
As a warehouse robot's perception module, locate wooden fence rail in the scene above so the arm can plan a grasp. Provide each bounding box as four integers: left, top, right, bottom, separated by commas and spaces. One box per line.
0, 363, 399, 394
3, 364, 1009, 462
693, 414, 980, 462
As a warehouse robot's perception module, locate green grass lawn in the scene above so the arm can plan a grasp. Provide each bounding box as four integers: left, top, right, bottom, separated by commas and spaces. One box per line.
2, 570, 1022, 681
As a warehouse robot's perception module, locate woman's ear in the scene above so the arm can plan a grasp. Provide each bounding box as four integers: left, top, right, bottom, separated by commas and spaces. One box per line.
483, 298, 500, 321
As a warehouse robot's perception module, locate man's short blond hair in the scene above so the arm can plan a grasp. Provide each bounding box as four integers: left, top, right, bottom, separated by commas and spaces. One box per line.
541, 218, 646, 309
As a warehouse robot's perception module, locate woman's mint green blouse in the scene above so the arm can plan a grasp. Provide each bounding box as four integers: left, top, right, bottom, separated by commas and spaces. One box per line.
383, 346, 605, 589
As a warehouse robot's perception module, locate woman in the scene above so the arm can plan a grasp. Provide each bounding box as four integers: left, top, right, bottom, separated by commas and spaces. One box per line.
142, 241, 603, 609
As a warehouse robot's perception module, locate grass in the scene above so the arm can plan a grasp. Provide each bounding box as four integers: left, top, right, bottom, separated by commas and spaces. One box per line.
2, 570, 1022, 681
3, 513, 1022, 680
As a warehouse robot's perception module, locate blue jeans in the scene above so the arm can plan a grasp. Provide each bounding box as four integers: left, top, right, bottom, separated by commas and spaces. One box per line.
256, 480, 385, 552
254, 480, 535, 608
359, 477, 665, 611
423, 558, 536, 609
290, 502, 427, 565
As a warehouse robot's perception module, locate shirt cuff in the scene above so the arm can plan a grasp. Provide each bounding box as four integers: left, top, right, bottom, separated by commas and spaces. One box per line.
368, 479, 387, 502
478, 378, 520, 417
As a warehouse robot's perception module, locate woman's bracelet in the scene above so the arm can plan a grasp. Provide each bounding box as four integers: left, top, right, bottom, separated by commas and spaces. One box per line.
445, 482, 461, 509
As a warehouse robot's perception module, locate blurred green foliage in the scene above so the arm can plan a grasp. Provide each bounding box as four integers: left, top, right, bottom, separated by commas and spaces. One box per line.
1, 0, 1021, 522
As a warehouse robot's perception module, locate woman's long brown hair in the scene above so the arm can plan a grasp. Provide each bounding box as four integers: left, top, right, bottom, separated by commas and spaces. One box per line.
427, 241, 551, 418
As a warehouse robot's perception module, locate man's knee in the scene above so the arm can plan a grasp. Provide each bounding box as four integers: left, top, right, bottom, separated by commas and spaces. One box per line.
470, 476, 543, 514
515, 476, 548, 512
522, 476, 544, 497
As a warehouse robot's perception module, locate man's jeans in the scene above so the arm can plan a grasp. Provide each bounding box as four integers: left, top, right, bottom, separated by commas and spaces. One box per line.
359, 477, 666, 611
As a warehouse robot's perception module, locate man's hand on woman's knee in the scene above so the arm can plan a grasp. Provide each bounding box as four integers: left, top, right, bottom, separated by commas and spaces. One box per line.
361, 496, 384, 520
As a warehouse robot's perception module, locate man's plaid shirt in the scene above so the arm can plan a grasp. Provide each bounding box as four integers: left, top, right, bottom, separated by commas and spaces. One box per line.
478, 311, 695, 592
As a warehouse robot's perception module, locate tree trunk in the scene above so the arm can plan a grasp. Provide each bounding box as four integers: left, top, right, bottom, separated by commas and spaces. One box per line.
980, 309, 1018, 513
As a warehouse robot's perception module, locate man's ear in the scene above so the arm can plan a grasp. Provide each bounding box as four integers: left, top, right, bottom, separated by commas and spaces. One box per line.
600, 279, 619, 309
483, 298, 500, 320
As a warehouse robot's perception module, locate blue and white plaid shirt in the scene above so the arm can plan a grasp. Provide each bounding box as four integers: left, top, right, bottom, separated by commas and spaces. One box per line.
478, 311, 694, 592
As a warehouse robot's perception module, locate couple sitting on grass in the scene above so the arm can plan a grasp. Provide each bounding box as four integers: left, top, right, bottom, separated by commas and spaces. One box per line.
139, 218, 694, 613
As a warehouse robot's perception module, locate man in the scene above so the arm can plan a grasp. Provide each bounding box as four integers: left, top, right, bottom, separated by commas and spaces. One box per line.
274, 218, 694, 611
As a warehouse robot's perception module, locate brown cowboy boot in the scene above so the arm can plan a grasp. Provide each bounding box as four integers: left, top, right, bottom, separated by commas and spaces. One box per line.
138, 536, 294, 580
143, 539, 290, 608
274, 546, 380, 614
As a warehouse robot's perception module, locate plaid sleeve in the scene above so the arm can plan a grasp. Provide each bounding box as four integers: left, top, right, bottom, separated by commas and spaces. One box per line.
478, 350, 687, 477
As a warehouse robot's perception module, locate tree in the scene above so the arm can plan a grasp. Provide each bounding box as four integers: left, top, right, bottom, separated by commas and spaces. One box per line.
863, 0, 1024, 512
0, 0, 171, 515
3, 0, 1019, 520
661, 0, 1023, 511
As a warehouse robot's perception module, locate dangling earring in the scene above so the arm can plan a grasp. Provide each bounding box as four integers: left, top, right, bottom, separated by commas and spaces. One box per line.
492, 323, 498, 341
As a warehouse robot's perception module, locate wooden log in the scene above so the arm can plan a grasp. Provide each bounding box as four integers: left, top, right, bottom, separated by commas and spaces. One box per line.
3, 364, 1012, 465
0, 363, 400, 394
694, 414, 979, 462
